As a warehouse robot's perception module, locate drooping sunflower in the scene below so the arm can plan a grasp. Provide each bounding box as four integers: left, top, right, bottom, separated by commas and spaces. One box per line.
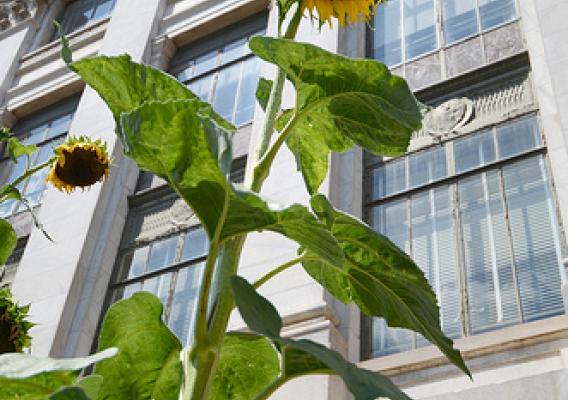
301, 0, 382, 27
46, 136, 110, 193
0, 288, 33, 354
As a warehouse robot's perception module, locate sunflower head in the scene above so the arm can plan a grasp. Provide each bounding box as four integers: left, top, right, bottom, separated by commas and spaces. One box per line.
0, 288, 33, 354
46, 136, 110, 193
301, 0, 381, 27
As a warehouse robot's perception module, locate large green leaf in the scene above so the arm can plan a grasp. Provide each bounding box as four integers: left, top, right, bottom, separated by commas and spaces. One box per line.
210, 332, 280, 400
119, 100, 343, 266
95, 292, 182, 400
69, 55, 221, 125
48, 386, 91, 400
230, 276, 411, 400
305, 195, 470, 376
249, 36, 422, 193
0, 218, 16, 265
0, 371, 76, 400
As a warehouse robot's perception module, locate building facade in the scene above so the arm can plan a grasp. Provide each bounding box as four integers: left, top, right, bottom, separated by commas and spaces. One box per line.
0, 0, 568, 399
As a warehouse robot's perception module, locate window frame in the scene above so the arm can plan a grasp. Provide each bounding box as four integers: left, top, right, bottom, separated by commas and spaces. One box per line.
53, 0, 117, 37
0, 98, 78, 217
168, 12, 267, 127
361, 113, 568, 360
368, 0, 520, 68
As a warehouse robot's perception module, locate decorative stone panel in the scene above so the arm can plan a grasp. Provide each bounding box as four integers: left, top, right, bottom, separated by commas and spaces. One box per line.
410, 70, 536, 151
405, 52, 442, 91
122, 191, 200, 247
484, 22, 524, 64
445, 36, 483, 78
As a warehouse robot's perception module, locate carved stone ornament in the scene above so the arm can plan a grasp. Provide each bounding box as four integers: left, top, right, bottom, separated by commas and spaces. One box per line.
11, 0, 30, 21
422, 97, 474, 139
0, 4, 11, 30
0, 0, 34, 33
170, 198, 196, 227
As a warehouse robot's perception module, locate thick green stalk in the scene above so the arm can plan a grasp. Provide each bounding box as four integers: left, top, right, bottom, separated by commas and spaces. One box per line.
245, 7, 302, 189
184, 6, 304, 400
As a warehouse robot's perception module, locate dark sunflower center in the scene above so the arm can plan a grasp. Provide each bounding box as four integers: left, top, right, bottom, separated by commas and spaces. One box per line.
0, 309, 16, 354
55, 147, 108, 187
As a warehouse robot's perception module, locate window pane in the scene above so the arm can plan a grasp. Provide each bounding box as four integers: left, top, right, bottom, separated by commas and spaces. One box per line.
221, 37, 248, 65
128, 247, 149, 279
61, 0, 96, 34
168, 264, 204, 346
181, 229, 208, 262
147, 236, 178, 273
454, 130, 496, 173
142, 273, 172, 305
212, 63, 242, 122
404, 0, 437, 60
118, 282, 142, 301
478, 0, 516, 30
408, 147, 447, 188
193, 51, 218, 76
371, 159, 406, 200
411, 187, 462, 338
22, 125, 48, 145
458, 171, 520, 333
46, 114, 72, 139
234, 57, 261, 126
372, 199, 409, 252
92, 0, 115, 19
502, 156, 564, 322
497, 118, 541, 159
372, 318, 413, 356
188, 75, 213, 102
373, 0, 402, 66
442, 0, 479, 44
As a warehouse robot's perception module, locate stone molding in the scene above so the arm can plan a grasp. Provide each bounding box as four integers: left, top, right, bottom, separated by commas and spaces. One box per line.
122, 190, 200, 247
0, 0, 37, 34
409, 70, 536, 151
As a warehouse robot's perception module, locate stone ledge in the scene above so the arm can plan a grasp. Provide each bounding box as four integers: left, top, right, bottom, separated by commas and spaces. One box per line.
360, 315, 568, 377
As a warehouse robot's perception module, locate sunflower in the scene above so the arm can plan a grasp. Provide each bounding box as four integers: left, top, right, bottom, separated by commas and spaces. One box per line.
0, 288, 33, 354
301, 0, 381, 27
46, 136, 110, 193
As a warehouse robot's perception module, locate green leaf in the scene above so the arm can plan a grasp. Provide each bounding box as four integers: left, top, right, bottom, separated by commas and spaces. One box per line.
304, 195, 470, 377
230, 276, 282, 337
119, 100, 343, 266
76, 375, 103, 399
256, 78, 273, 111
54, 21, 72, 65
69, 55, 232, 131
249, 36, 422, 193
48, 386, 91, 400
7, 137, 37, 162
231, 276, 412, 400
0, 371, 77, 400
0, 218, 16, 265
0, 127, 10, 141
210, 332, 280, 400
95, 292, 182, 400
0, 349, 117, 379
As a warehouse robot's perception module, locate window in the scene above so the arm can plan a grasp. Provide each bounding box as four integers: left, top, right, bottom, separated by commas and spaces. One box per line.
111, 225, 208, 347
56, 0, 116, 35
169, 14, 266, 126
365, 116, 566, 358
106, 159, 246, 346
372, 0, 517, 66
0, 99, 77, 217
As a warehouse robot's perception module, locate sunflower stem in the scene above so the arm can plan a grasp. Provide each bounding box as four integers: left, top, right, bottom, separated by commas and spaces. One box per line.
244, 4, 302, 189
